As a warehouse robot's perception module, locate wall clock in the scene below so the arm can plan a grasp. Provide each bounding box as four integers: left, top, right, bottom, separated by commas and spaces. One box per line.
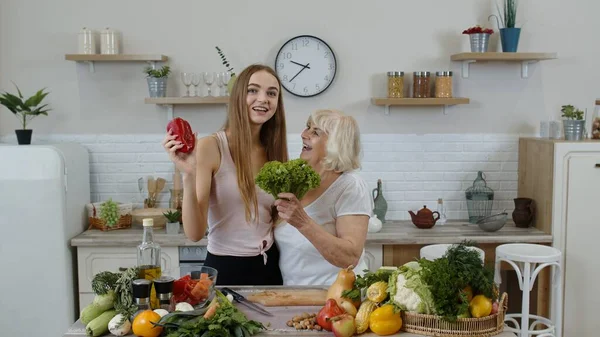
274, 35, 337, 97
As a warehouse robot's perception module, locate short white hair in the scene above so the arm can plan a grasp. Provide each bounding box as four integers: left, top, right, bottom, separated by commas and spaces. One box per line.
309, 109, 361, 172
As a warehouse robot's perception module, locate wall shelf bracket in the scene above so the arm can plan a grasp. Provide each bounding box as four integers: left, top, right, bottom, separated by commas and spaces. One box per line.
159, 104, 174, 121
147, 61, 157, 69
521, 60, 538, 78
461, 60, 476, 78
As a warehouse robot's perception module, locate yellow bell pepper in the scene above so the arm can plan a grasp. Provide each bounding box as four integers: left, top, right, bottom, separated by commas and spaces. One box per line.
368, 304, 402, 336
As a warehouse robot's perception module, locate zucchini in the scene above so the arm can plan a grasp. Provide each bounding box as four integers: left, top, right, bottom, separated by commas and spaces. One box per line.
86, 309, 116, 337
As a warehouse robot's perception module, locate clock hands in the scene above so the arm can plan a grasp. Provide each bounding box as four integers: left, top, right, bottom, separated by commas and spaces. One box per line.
290, 60, 311, 69
289, 62, 310, 82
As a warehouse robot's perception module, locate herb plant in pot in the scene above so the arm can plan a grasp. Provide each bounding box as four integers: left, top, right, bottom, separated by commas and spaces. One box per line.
462, 26, 494, 52
561, 104, 586, 141
144, 65, 171, 98
0, 84, 51, 145
489, 0, 521, 52
163, 209, 181, 235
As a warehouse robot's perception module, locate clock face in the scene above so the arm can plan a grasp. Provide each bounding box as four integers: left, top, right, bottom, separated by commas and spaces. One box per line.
274, 35, 337, 97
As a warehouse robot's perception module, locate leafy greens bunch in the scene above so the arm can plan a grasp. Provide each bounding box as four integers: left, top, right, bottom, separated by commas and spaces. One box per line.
157, 290, 265, 337
419, 241, 496, 322
255, 158, 320, 200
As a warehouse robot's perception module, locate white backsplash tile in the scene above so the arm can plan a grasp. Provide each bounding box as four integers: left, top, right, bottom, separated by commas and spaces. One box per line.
1, 133, 520, 220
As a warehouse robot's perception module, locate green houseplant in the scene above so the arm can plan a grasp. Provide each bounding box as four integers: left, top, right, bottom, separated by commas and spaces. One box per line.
144, 65, 171, 98
0, 84, 51, 145
561, 104, 586, 141
215, 46, 236, 94
489, 0, 521, 52
163, 209, 181, 235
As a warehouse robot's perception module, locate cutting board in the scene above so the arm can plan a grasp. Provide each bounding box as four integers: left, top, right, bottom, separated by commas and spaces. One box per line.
246, 289, 328, 307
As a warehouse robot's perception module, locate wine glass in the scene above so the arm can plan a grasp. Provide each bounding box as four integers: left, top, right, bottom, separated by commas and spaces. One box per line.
203, 72, 215, 97
216, 73, 225, 97
191, 73, 201, 97
221, 72, 232, 96
181, 72, 193, 97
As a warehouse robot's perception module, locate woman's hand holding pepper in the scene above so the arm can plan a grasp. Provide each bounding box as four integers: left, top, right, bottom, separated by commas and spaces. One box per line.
162, 130, 196, 175
274, 193, 311, 229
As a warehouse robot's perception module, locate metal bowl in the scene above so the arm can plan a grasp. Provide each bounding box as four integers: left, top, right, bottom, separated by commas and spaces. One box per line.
476, 212, 507, 232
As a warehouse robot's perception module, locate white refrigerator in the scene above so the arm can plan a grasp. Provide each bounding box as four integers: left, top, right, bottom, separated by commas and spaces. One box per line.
0, 143, 90, 337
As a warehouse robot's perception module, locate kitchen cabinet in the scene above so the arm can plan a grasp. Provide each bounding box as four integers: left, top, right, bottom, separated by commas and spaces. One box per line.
518, 138, 600, 337
76, 246, 179, 309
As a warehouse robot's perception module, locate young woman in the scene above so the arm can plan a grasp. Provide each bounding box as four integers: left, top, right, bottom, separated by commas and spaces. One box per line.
273, 109, 373, 285
162, 64, 288, 285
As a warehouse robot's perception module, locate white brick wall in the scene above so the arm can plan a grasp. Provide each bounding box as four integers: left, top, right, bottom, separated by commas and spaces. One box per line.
1, 133, 521, 220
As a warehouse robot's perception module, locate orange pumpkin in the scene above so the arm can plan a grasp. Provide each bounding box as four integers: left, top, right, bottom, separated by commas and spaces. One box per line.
132, 310, 163, 337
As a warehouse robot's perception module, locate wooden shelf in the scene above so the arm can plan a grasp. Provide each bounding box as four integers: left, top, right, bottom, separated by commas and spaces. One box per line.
450, 52, 557, 79
595, 99, 600, 106
371, 97, 470, 115
145, 97, 229, 105
65, 54, 168, 72
145, 96, 229, 119
65, 54, 168, 62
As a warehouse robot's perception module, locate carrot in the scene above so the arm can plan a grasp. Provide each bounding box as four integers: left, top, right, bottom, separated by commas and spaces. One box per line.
190, 279, 211, 300
203, 301, 219, 319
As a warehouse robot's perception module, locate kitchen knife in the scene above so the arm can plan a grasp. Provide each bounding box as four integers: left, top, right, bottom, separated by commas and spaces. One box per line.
220, 287, 274, 316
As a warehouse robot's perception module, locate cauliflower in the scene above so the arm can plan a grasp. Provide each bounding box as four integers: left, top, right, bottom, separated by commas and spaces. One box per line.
389, 261, 435, 314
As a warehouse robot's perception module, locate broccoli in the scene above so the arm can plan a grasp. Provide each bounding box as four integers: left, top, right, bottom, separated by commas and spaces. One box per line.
255, 158, 321, 200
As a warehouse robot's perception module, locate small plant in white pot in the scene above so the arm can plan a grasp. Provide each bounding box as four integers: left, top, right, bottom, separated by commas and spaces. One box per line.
163, 209, 181, 235
144, 65, 171, 98
0, 84, 51, 145
561, 104, 586, 141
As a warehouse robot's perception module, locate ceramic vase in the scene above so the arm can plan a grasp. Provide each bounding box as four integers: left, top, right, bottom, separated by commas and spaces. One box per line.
512, 197, 535, 228
372, 179, 388, 222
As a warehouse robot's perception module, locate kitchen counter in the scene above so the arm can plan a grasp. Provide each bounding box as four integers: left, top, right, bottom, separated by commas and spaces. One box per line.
64, 319, 517, 336
64, 286, 517, 337
70, 220, 551, 247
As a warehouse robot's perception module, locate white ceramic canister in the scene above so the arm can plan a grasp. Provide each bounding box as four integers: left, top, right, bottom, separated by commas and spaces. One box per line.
100, 27, 120, 54
78, 27, 97, 54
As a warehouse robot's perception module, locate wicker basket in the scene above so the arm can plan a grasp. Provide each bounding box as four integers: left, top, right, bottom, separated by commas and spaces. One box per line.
86, 202, 133, 231
400, 292, 508, 337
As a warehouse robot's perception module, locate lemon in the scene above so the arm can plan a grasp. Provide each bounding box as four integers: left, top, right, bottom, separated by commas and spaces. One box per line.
469, 295, 492, 318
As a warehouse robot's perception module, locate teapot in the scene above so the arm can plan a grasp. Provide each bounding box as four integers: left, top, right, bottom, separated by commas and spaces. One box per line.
408, 205, 440, 229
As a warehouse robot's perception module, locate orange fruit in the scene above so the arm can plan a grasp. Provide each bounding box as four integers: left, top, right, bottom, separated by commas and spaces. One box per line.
469, 295, 492, 318
132, 310, 163, 337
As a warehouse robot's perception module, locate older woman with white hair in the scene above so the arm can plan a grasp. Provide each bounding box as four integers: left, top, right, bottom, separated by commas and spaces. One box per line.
274, 109, 373, 285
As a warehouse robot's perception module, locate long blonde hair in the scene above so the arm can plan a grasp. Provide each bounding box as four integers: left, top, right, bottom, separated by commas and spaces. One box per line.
222, 64, 288, 222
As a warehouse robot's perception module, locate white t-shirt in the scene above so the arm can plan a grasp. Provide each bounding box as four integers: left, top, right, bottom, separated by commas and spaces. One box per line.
274, 172, 374, 285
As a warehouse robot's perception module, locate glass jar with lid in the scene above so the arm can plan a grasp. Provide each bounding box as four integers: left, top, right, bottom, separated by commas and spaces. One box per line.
387, 71, 404, 98
435, 71, 453, 98
413, 71, 431, 98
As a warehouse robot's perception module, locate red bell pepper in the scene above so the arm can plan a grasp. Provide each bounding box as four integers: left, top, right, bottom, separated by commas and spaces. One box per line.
166, 117, 196, 153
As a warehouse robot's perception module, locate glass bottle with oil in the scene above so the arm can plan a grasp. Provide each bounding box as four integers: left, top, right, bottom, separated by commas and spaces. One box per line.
137, 218, 161, 309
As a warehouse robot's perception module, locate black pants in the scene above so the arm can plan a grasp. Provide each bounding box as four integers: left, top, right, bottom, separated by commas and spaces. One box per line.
204, 243, 283, 286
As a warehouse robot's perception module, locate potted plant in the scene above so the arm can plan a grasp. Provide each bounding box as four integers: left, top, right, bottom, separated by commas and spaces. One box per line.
561, 104, 586, 141
462, 26, 494, 52
163, 209, 181, 235
489, 0, 521, 52
215, 46, 236, 94
0, 84, 51, 145
144, 65, 171, 97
